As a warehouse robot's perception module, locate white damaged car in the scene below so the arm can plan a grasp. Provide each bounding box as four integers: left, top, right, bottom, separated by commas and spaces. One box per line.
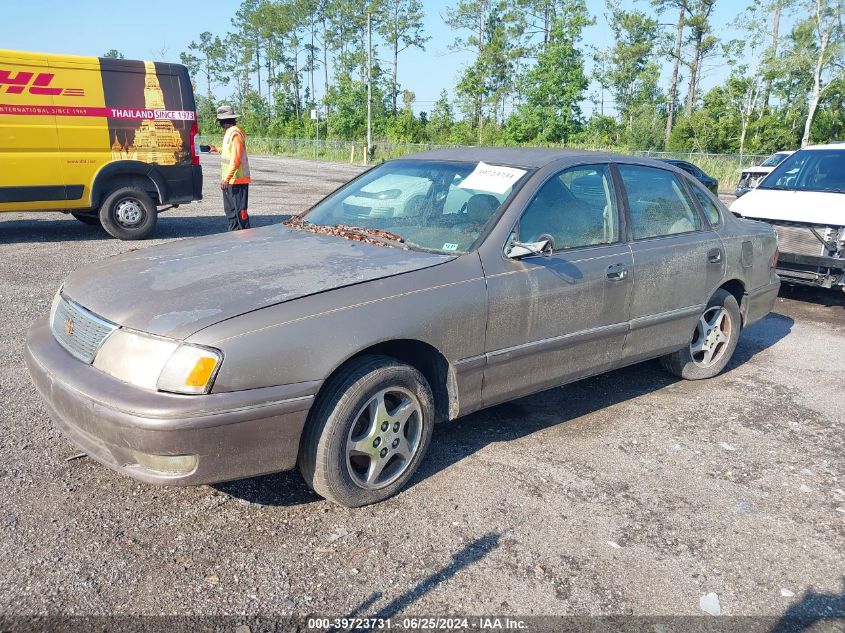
731, 144, 845, 289
734, 150, 794, 197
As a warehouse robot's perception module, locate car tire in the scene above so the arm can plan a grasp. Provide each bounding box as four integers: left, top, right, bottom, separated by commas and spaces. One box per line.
299, 355, 435, 507
99, 187, 157, 240
70, 212, 101, 226
660, 289, 741, 380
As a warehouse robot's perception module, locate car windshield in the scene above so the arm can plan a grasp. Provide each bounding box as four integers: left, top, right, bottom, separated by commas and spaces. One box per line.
758, 149, 845, 193
297, 159, 529, 253
761, 152, 790, 167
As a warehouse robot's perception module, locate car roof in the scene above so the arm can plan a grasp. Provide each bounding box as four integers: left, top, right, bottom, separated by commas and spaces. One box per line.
402, 147, 627, 169
400, 147, 684, 170
801, 143, 845, 151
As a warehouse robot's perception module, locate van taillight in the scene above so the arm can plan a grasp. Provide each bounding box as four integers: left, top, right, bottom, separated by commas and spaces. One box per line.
189, 121, 199, 165
771, 247, 779, 268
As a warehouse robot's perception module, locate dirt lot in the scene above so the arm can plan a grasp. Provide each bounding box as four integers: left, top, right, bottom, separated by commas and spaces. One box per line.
0, 155, 843, 623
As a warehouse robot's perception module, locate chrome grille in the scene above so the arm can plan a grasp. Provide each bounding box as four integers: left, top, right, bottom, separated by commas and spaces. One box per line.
774, 225, 827, 257
50, 296, 117, 363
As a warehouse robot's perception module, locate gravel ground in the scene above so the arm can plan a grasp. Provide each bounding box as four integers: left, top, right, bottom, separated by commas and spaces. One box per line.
0, 155, 843, 621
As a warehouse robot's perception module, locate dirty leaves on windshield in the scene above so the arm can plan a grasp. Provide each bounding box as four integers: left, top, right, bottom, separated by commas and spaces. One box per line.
283, 216, 405, 247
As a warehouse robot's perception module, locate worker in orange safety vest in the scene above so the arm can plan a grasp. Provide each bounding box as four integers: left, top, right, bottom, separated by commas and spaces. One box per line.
209, 105, 251, 231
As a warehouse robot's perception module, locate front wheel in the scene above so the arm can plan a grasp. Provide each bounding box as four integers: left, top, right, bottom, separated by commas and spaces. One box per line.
99, 187, 157, 240
660, 289, 741, 380
299, 355, 434, 507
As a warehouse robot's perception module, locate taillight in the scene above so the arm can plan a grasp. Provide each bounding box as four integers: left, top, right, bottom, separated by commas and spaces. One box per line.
771, 247, 779, 268
189, 120, 200, 166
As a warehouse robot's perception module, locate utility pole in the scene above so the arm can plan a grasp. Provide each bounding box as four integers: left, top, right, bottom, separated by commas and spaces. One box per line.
311, 108, 319, 159
366, 11, 373, 164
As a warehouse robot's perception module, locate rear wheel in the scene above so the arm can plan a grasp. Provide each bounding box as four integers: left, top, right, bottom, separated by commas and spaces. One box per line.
99, 187, 157, 240
70, 212, 101, 226
299, 355, 434, 507
660, 289, 741, 380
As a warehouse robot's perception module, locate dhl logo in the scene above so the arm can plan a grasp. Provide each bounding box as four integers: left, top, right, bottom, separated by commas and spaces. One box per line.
0, 70, 84, 97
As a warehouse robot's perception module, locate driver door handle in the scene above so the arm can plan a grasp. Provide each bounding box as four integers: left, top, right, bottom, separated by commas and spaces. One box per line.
606, 263, 628, 281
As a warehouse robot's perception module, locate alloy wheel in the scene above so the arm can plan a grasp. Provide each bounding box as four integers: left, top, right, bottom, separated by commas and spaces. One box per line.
690, 306, 732, 368
346, 387, 423, 490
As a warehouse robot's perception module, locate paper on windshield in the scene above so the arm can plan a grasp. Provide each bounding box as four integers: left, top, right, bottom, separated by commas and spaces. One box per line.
458, 162, 527, 195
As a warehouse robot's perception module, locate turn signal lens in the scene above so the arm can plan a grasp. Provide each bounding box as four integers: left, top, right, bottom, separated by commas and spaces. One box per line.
157, 345, 222, 395
186, 356, 218, 387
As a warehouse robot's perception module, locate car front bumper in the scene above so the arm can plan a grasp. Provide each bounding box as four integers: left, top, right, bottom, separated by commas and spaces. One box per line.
25, 317, 318, 486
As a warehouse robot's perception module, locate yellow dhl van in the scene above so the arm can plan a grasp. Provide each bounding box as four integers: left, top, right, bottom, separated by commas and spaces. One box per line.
0, 49, 202, 239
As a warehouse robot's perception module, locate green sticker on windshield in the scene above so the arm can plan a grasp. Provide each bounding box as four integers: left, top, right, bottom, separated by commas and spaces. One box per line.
442, 243, 459, 251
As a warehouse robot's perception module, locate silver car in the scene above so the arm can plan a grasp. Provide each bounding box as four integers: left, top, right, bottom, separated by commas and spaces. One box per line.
26, 149, 781, 506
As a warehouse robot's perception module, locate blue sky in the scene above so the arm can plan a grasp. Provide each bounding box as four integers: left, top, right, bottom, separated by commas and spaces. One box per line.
4, 0, 790, 116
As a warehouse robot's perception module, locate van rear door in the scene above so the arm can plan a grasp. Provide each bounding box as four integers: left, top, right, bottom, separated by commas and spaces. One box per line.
0, 50, 66, 212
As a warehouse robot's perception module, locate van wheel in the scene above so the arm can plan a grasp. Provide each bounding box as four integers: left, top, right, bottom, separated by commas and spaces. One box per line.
70, 212, 101, 226
99, 187, 157, 240
299, 355, 434, 507
660, 289, 741, 380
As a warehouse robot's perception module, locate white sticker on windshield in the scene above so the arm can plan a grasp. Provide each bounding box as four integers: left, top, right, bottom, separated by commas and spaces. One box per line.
442, 243, 459, 251
457, 161, 527, 195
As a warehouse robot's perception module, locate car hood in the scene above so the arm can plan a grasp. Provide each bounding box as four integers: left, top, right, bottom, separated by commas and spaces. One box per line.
730, 189, 845, 227
61, 225, 454, 339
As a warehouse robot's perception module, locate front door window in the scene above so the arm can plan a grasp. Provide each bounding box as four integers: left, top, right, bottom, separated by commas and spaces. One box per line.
518, 164, 619, 251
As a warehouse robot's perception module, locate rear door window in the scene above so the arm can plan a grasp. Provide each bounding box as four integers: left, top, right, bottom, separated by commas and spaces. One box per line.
618, 164, 702, 239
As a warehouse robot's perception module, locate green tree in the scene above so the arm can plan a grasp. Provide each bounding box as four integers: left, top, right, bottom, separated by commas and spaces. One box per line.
102, 49, 125, 59
386, 89, 423, 141
577, 114, 619, 147
427, 90, 455, 142
652, 0, 691, 144
597, 1, 662, 138
447, 1, 524, 140
507, 0, 592, 143
790, 0, 844, 146
760, 0, 791, 110
683, 0, 718, 116
179, 32, 228, 101
377, 0, 430, 113
722, 1, 772, 157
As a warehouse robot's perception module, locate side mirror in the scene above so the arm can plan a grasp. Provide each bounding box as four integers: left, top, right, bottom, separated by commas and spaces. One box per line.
506, 238, 552, 259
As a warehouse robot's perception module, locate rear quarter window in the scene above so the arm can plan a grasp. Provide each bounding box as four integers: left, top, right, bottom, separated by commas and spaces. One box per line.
688, 182, 722, 226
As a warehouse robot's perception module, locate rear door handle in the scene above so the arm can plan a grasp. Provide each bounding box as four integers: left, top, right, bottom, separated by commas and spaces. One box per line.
606, 263, 628, 280
708, 248, 723, 264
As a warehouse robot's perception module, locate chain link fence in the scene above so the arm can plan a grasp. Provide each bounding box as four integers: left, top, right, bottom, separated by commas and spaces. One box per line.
198, 135, 770, 191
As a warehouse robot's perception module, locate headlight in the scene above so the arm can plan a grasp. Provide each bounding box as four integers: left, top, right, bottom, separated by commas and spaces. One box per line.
93, 329, 222, 395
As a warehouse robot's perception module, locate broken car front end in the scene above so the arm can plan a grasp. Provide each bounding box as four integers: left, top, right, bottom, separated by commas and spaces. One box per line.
769, 222, 845, 289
